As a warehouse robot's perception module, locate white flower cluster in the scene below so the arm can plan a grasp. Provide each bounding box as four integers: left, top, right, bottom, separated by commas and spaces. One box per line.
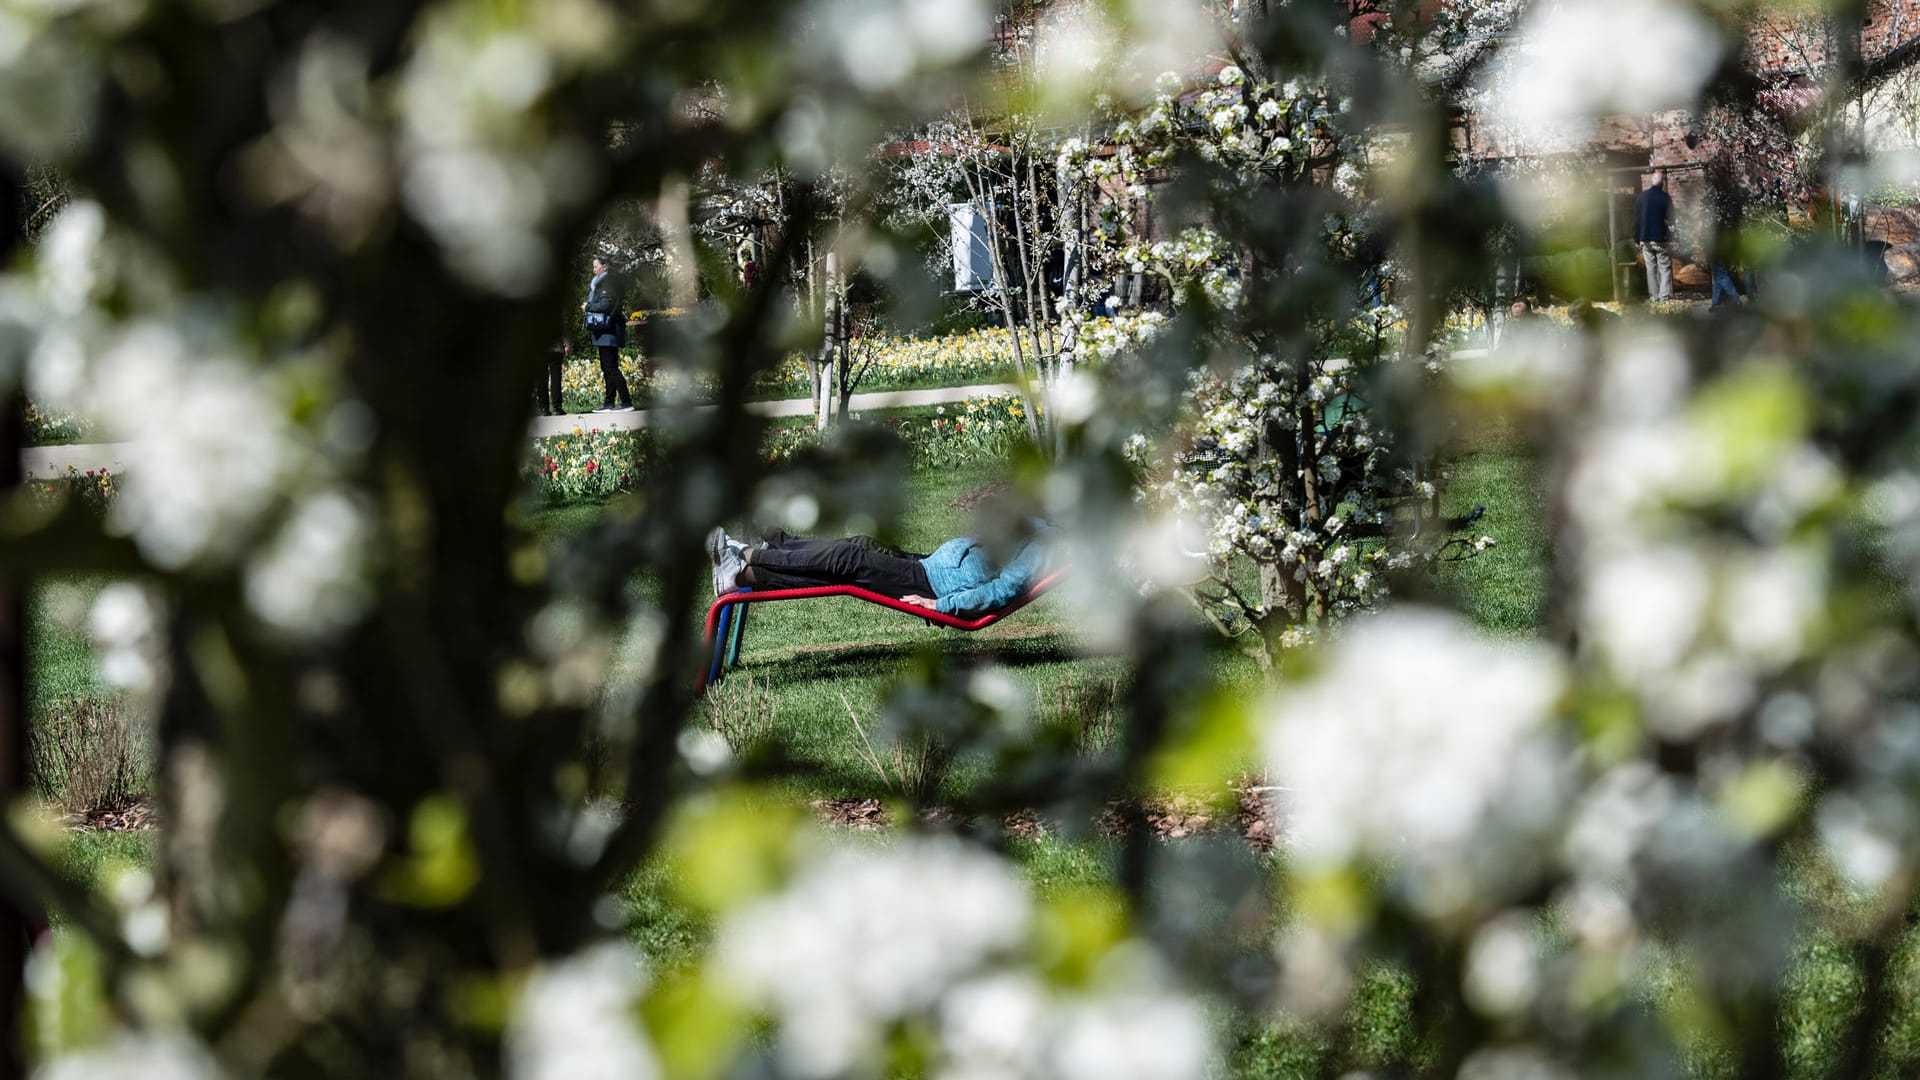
1264, 609, 1568, 910
1070, 310, 1166, 368
505, 942, 661, 1080
716, 835, 1214, 1080
35, 1033, 221, 1080
1565, 328, 1834, 740
88, 583, 168, 697
244, 488, 377, 641
397, 3, 616, 295
1479, 0, 1722, 146
822, 0, 992, 92
1056, 65, 1349, 342
1120, 228, 1241, 310
1141, 352, 1417, 624
23, 202, 378, 638
0, 3, 102, 162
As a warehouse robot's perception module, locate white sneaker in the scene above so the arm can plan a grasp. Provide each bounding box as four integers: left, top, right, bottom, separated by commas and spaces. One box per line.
705, 529, 743, 595
713, 549, 746, 596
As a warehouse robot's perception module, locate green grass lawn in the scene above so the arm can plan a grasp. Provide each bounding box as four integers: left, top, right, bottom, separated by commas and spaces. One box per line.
690, 458, 1164, 801
1434, 440, 1550, 636
27, 580, 106, 713
36, 434, 1920, 1077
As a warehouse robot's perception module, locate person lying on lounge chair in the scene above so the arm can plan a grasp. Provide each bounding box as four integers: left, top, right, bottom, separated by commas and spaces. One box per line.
705, 524, 1056, 618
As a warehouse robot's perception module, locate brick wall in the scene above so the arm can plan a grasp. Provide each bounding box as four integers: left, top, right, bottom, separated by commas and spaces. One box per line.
1745, 0, 1920, 77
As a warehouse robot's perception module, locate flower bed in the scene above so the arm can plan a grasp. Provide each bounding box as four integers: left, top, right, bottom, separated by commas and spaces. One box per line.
553, 325, 1033, 410
25, 467, 117, 514
524, 426, 650, 502
525, 397, 1037, 502
763, 394, 1037, 469
758, 327, 1023, 397
24, 402, 92, 447
886, 393, 1036, 468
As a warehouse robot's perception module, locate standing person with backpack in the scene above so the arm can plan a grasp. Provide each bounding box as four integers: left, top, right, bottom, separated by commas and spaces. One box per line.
582, 255, 634, 413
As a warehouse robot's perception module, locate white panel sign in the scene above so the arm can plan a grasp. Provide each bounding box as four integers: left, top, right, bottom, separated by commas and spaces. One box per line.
949, 202, 992, 292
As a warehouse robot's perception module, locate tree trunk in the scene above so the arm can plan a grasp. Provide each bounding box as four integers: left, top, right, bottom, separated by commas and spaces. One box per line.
817, 249, 837, 430
657, 175, 698, 311
0, 163, 31, 1080
978, 182, 1043, 445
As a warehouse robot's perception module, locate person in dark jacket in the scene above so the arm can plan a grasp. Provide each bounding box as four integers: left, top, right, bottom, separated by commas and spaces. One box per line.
704, 524, 1056, 616
582, 256, 633, 413
1634, 170, 1675, 302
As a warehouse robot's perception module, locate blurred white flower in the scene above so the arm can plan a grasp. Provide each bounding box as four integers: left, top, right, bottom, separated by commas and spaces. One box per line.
1458, 1045, 1579, 1080
1272, 922, 1352, 1020
1032, 0, 1216, 104
826, 0, 989, 90
35, 1033, 221, 1080
1050, 984, 1213, 1080
63, 321, 302, 570
1463, 911, 1542, 1018
902, 0, 991, 65
839, 6, 915, 89
717, 835, 1031, 1077
1816, 795, 1905, 896
937, 972, 1050, 1080
676, 727, 733, 776
1579, 543, 1708, 683
1563, 762, 1671, 885
1451, 321, 1576, 399
1124, 513, 1213, 589
245, 488, 376, 639
34, 200, 106, 321
1719, 545, 1824, 670
1262, 610, 1565, 885
1486, 0, 1721, 135
967, 666, 1029, 723
0, 17, 98, 161
1598, 327, 1691, 424
505, 941, 660, 1080
88, 582, 166, 695
1051, 367, 1099, 425
396, 15, 599, 295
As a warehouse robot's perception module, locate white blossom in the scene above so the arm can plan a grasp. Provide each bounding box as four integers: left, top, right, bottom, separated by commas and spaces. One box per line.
88, 583, 166, 695
1050, 985, 1212, 1080
717, 836, 1031, 1077
506, 941, 660, 1080
35, 1033, 221, 1080
1483, 0, 1722, 138
245, 488, 377, 639
1263, 610, 1566, 903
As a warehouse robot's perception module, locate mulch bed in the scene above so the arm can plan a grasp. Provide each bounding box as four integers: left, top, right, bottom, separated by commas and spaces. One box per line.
949, 481, 1010, 512
809, 783, 1289, 852
64, 797, 158, 832
66, 788, 1292, 851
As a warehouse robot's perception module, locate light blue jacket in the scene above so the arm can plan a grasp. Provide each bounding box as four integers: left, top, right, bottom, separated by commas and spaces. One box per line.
921, 525, 1055, 617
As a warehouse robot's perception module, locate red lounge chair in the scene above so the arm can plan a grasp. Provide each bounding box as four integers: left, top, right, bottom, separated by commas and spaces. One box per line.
698, 570, 1067, 691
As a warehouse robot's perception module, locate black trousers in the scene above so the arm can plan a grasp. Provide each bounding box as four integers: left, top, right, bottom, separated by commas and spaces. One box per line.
598, 346, 632, 407
744, 532, 933, 598
536, 356, 564, 414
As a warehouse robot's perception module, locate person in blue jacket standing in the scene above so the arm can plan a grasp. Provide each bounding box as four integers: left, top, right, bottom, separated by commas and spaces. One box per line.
705, 524, 1056, 616
582, 255, 634, 413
